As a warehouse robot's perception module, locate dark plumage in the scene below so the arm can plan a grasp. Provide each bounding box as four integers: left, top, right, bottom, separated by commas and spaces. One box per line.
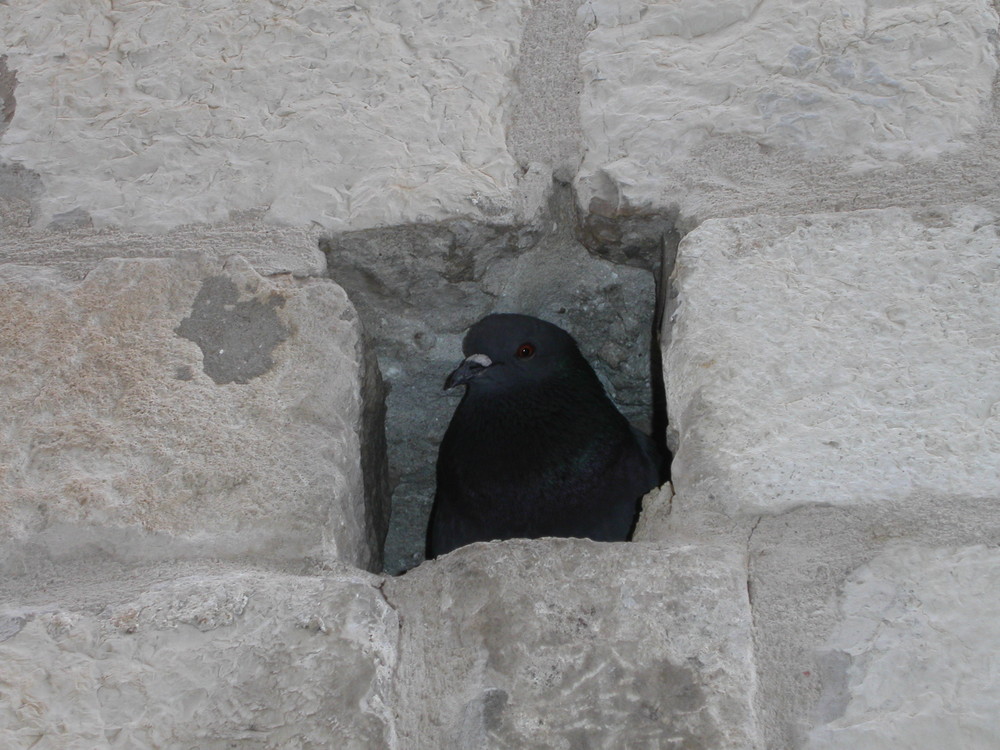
427, 313, 661, 558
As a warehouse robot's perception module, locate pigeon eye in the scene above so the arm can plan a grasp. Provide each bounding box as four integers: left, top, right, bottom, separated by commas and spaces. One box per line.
515, 342, 535, 359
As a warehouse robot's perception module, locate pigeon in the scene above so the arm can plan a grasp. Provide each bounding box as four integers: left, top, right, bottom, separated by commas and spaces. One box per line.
427, 313, 661, 558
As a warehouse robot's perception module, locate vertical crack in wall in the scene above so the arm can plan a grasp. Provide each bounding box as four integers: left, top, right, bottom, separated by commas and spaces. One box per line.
650, 228, 680, 466
744, 513, 766, 750
0, 55, 16, 131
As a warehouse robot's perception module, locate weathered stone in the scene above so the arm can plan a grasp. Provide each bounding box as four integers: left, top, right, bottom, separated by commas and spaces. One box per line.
657, 205, 1000, 747
0, 255, 388, 573
0, 567, 399, 749
386, 539, 759, 749
0, 216, 327, 278
806, 544, 1000, 750
0, 0, 544, 232
659, 205, 1000, 541
577, 0, 1000, 229
0, 0, 670, 580
6, 1, 996, 745
506, 0, 587, 183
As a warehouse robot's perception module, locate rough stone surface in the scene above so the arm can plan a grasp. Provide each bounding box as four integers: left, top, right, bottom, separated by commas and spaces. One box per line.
507, 0, 587, 182
0, 567, 399, 749
745, 501, 1000, 747
0, 0, 543, 232
3, 0, 998, 745
577, 0, 1000, 229
386, 539, 759, 749
806, 544, 1000, 750
325, 186, 658, 574
0, 215, 327, 279
0, 255, 388, 573
657, 205, 1000, 748
659, 204, 1000, 540
0, 0, 669, 578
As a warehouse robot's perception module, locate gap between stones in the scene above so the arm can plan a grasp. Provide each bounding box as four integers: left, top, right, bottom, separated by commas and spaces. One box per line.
321, 183, 679, 574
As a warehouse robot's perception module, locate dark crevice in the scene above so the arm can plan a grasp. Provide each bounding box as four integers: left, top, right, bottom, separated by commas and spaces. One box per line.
321, 181, 678, 574
649, 228, 680, 481
746, 515, 763, 610
0, 55, 16, 132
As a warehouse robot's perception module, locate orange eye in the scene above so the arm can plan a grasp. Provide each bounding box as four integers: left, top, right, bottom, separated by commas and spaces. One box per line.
515, 342, 535, 359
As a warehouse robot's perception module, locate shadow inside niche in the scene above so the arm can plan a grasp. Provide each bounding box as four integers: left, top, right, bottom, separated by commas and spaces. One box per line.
0, 55, 16, 131
649, 227, 679, 482
321, 186, 676, 574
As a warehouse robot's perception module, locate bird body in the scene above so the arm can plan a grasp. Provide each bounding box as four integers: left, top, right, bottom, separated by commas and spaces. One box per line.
427, 314, 660, 558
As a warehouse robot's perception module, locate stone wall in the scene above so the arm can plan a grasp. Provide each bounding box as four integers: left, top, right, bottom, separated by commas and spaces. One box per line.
2, 1, 999, 747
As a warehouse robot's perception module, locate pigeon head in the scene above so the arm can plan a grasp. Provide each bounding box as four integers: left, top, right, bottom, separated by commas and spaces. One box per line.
444, 313, 590, 393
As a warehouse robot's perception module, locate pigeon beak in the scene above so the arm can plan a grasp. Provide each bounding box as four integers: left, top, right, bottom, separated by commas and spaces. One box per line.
444, 353, 493, 389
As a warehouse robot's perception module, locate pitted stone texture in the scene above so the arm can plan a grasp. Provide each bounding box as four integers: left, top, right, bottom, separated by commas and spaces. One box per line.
0, 0, 541, 231
747, 509, 1000, 749
657, 205, 1000, 540
507, 0, 587, 182
805, 544, 1000, 750
659, 206, 1000, 746
0, 216, 327, 279
576, 0, 1000, 228
387, 540, 758, 749
0, 568, 398, 749
0, 255, 387, 572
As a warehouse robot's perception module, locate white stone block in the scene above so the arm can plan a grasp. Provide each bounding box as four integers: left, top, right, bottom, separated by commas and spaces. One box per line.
663, 204, 1000, 747
0, 219, 327, 279
577, 0, 1000, 224
662, 205, 1000, 535
0, 568, 398, 749
808, 544, 1000, 750
387, 539, 759, 749
0, 255, 387, 572
0, 0, 540, 231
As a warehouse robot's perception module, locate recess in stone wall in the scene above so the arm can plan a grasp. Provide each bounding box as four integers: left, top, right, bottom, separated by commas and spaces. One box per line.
322, 182, 676, 573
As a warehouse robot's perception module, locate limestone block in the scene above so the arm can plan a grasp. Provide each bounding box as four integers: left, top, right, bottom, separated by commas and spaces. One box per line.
0, 568, 399, 749
660, 206, 1000, 746
0, 218, 327, 279
577, 0, 1000, 226
660, 205, 1000, 539
0, 0, 540, 231
807, 544, 1000, 750
744, 505, 1000, 748
386, 539, 759, 749
0, 255, 388, 572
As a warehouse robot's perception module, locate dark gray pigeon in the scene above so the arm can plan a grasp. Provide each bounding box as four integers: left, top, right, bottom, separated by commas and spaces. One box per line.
427, 313, 661, 558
